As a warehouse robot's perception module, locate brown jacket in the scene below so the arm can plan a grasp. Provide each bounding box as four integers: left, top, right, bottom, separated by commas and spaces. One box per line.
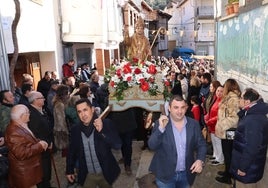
5, 121, 44, 188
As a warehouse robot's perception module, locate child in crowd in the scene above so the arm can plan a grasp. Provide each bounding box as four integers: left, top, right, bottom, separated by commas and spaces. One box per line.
190, 95, 201, 122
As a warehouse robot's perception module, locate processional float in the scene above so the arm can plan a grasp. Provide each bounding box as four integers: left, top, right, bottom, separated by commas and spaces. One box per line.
101, 27, 168, 117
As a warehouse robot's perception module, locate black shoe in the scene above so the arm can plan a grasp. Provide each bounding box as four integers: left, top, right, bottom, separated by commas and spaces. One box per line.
217, 171, 227, 176
215, 176, 232, 184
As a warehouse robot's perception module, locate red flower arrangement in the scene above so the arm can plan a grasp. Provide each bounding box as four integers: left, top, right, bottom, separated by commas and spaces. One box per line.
105, 59, 165, 101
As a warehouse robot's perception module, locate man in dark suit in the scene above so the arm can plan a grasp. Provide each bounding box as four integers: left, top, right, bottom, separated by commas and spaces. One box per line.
148, 95, 207, 187
66, 98, 122, 187
27, 91, 54, 188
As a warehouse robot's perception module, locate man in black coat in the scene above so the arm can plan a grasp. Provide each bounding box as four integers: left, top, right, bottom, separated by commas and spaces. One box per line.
230, 88, 268, 187
18, 83, 33, 106
37, 71, 52, 108
27, 91, 53, 188
66, 98, 122, 187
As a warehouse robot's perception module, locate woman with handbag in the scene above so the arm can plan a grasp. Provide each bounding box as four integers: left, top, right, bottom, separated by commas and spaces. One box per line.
215, 79, 241, 185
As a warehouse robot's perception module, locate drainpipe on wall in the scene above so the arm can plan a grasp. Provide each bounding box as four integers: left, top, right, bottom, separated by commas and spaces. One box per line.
0, 12, 10, 90
214, 0, 219, 80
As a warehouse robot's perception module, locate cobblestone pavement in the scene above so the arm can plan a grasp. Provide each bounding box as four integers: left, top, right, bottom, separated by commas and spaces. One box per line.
51, 141, 234, 188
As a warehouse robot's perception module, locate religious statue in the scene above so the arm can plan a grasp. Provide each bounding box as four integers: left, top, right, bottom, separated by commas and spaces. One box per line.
108, 17, 165, 111
123, 17, 151, 62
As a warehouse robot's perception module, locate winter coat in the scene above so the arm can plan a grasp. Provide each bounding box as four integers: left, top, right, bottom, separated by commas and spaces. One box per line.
37, 78, 51, 100
28, 105, 53, 184
53, 101, 69, 149
230, 99, 268, 183
96, 83, 109, 111
199, 83, 210, 102
0, 104, 13, 134
187, 85, 201, 105
66, 119, 122, 185
215, 91, 240, 139
191, 105, 201, 122
170, 80, 182, 97
65, 106, 80, 128
5, 121, 44, 188
205, 97, 221, 134
62, 64, 74, 77
90, 81, 100, 95
203, 93, 216, 115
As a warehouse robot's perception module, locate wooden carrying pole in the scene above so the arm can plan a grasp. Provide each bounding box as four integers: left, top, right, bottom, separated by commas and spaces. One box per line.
99, 104, 112, 120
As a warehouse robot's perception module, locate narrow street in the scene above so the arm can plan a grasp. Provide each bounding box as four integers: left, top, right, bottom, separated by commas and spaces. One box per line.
51, 141, 238, 188
51, 141, 144, 188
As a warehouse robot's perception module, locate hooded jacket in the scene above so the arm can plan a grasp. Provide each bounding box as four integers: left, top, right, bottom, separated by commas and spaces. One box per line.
230, 99, 268, 183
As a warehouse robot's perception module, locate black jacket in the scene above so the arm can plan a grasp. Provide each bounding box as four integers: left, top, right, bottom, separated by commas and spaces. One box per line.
171, 80, 182, 97
28, 105, 53, 186
230, 99, 268, 183
66, 118, 122, 185
37, 78, 51, 100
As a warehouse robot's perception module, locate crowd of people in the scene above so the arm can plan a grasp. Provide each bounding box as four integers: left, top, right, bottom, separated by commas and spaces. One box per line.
0, 16, 267, 188
0, 55, 267, 188
0, 60, 113, 187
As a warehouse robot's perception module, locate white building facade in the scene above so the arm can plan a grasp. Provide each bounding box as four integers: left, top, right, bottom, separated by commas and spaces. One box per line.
0, 0, 126, 89
165, 0, 215, 56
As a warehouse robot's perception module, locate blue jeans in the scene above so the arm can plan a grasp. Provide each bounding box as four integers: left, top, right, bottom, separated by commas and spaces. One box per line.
155, 171, 190, 188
